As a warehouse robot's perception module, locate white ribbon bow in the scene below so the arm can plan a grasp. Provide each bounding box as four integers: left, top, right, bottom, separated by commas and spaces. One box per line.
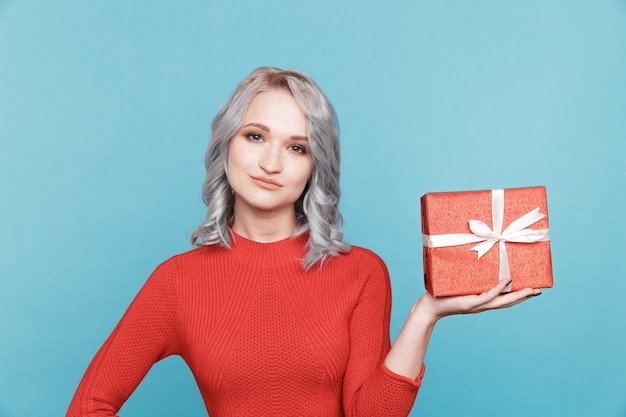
422, 189, 550, 292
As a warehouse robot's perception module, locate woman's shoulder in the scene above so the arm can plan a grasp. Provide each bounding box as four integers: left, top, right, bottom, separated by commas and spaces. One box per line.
153, 244, 229, 272
324, 244, 392, 297
329, 243, 389, 277
345, 244, 386, 264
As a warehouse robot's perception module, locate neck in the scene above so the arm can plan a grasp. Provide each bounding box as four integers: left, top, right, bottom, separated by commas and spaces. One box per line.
231, 205, 297, 243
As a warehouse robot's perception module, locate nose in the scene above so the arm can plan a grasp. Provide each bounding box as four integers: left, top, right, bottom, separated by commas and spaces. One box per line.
258, 144, 282, 173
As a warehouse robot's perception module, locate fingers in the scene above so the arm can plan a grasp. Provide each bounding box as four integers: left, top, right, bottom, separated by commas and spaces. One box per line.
466, 281, 542, 313
424, 280, 543, 319
468, 279, 513, 310
472, 287, 542, 312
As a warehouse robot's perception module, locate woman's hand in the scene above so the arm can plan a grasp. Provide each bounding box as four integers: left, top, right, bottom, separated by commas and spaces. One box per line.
412, 279, 542, 324
384, 279, 542, 380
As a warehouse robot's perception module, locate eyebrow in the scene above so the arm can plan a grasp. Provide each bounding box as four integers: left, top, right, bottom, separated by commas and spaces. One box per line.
242, 122, 308, 142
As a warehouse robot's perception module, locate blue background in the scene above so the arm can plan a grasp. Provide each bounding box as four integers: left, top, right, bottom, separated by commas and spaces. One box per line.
1, 1, 625, 416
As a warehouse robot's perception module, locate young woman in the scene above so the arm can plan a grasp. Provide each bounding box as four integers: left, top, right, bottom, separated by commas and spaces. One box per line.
67, 67, 540, 417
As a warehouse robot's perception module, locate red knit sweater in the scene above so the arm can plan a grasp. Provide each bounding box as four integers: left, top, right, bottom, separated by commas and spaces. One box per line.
67, 233, 424, 416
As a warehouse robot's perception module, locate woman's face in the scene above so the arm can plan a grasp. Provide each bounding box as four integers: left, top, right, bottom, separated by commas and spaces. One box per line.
227, 88, 312, 221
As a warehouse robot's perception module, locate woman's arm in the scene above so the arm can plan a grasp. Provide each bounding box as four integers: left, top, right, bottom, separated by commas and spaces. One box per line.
384, 279, 541, 380
66, 259, 181, 417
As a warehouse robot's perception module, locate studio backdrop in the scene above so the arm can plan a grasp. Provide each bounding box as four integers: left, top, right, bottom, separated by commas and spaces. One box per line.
1, 1, 625, 416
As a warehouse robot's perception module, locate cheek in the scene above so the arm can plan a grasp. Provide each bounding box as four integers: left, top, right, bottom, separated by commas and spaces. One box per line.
297, 162, 314, 191
226, 143, 246, 189
226, 149, 235, 182
227, 139, 248, 177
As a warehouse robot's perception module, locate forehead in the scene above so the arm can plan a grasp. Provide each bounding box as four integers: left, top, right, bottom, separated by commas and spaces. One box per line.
244, 89, 307, 128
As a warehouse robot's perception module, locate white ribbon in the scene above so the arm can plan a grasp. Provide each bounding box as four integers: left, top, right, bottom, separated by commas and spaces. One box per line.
422, 189, 550, 292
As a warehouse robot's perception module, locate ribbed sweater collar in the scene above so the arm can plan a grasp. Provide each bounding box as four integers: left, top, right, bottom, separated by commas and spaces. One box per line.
229, 231, 309, 268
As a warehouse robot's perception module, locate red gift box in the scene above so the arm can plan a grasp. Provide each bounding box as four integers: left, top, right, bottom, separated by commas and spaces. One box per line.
421, 186, 553, 297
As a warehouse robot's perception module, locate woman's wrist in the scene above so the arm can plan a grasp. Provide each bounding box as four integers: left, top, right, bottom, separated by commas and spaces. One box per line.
408, 295, 442, 328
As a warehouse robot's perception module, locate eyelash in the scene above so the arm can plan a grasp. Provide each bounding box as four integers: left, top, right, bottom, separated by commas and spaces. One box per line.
288, 145, 308, 155
246, 133, 264, 142
244, 133, 308, 155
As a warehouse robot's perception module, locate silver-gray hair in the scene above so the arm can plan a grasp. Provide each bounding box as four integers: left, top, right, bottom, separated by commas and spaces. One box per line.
191, 67, 350, 268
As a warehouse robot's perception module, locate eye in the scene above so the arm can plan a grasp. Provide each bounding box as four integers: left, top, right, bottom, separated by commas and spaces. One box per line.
246, 133, 264, 142
288, 144, 308, 154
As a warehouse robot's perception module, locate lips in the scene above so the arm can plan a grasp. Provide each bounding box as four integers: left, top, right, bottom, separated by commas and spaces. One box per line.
250, 176, 283, 190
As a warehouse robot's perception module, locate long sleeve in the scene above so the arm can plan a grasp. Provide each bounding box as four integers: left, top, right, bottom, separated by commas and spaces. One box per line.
66, 259, 181, 417
343, 250, 424, 417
